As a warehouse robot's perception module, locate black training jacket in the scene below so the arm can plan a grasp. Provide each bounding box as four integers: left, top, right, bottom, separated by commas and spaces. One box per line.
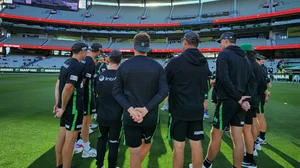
166, 48, 210, 121
215, 45, 256, 102
248, 55, 263, 106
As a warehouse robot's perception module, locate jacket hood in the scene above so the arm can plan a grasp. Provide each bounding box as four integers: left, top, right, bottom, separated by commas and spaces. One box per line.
182, 48, 207, 66
226, 45, 246, 57
247, 55, 256, 63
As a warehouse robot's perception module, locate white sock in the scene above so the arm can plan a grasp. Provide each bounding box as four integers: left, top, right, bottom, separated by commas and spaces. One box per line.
83, 142, 90, 151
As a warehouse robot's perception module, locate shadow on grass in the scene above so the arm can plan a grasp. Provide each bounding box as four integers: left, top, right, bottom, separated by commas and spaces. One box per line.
166, 124, 232, 167
292, 141, 300, 148
117, 136, 128, 167
147, 124, 167, 168
263, 143, 300, 167
27, 130, 101, 168
27, 146, 56, 168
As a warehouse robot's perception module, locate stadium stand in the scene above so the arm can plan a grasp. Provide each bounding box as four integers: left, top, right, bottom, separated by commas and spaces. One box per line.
2, 37, 47, 45
0, 37, 272, 48
237, 0, 268, 16
44, 39, 80, 47
150, 43, 168, 49
167, 43, 182, 49
201, 0, 234, 20
110, 42, 133, 49
237, 38, 269, 46
1, 5, 49, 18
114, 6, 145, 24
1, 1, 299, 24
48, 9, 87, 22
0, 55, 39, 67
30, 56, 67, 68
84, 5, 119, 23
199, 42, 220, 48
142, 6, 171, 23
275, 37, 300, 45
171, 4, 200, 22
274, 0, 300, 12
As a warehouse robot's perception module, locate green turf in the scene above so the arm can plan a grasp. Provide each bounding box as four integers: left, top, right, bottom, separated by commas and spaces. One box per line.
0, 74, 299, 168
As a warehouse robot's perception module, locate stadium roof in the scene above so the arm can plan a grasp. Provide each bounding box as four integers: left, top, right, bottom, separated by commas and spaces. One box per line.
93, 0, 219, 7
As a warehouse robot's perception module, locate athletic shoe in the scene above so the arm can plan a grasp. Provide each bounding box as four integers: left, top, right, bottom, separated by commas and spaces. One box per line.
160, 105, 168, 111
255, 143, 262, 151
257, 137, 267, 144
204, 110, 210, 118
89, 128, 94, 134
76, 139, 83, 146
242, 157, 257, 168
74, 139, 83, 154
189, 163, 212, 168
82, 147, 97, 158
253, 149, 258, 157
90, 123, 98, 129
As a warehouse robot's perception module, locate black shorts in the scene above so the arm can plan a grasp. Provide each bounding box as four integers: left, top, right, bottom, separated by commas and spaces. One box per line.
213, 99, 246, 130
83, 95, 96, 116
258, 94, 266, 114
211, 88, 217, 104
123, 125, 157, 148
250, 94, 260, 109
60, 105, 83, 131
98, 123, 122, 143
168, 118, 204, 142
244, 108, 258, 125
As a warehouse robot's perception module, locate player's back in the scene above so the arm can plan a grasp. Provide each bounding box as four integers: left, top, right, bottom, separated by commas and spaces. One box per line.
115, 55, 167, 127
166, 48, 209, 121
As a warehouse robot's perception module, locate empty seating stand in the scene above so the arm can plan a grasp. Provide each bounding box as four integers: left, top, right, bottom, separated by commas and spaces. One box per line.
84, 5, 119, 23
274, 0, 300, 11
171, 4, 200, 22
142, 6, 171, 23
275, 37, 300, 45
44, 39, 80, 47
237, 0, 268, 16
2, 37, 47, 45
2, 5, 49, 18
114, 6, 145, 24
1, 2, 298, 24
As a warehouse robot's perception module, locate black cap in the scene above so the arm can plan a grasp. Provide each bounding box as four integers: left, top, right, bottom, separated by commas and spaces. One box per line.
90, 43, 103, 53
255, 54, 265, 60
181, 31, 199, 45
109, 49, 123, 63
71, 42, 88, 53
109, 49, 122, 58
134, 33, 152, 53
216, 32, 237, 43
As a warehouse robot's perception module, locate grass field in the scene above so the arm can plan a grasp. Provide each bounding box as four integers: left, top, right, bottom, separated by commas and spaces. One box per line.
0, 74, 299, 168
